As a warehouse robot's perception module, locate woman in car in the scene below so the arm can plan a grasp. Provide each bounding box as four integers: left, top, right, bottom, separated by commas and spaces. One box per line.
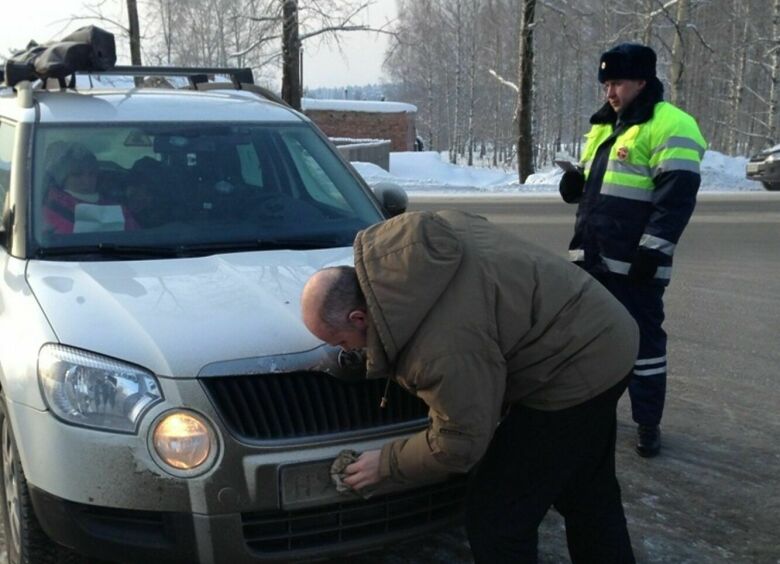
42, 142, 136, 234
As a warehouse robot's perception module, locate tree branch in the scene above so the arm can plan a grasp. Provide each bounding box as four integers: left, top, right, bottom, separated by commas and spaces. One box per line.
488, 69, 519, 93
300, 25, 396, 42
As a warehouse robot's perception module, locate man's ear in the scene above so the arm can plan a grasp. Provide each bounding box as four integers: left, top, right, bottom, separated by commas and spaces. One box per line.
347, 309, 367, 329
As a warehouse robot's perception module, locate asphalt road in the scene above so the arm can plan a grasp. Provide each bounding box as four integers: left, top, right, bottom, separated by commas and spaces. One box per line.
341, 192, 780, 564
2, 193, 778, 563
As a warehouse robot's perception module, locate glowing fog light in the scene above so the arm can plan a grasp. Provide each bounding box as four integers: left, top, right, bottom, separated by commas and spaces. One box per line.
151, 411, 217, 474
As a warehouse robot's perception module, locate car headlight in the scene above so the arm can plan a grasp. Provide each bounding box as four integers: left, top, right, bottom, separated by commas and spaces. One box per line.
765, 152, 780, 162
38, 344, 162, 433
150, 410, 218, 476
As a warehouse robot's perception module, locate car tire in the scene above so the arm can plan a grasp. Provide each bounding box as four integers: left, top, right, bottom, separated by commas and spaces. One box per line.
761, 182, 780, 191
0, 396, 91, 564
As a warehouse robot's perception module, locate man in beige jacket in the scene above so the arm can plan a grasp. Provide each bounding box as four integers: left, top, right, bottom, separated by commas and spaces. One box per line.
301, 210, 638, 563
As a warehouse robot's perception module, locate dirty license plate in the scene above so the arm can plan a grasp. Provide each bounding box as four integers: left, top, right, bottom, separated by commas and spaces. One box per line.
280, 460, 344, 510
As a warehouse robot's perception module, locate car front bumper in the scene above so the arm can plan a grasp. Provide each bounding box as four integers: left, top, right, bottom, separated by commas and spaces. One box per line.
746, 159, 780, 184
30, 477, 467, 563
8, 381, 466, 563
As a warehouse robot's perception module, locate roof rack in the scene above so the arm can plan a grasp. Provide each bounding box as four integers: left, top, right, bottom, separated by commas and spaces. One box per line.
91, 65, 255, 89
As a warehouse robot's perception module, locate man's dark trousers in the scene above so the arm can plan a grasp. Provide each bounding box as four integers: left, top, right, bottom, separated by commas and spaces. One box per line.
595, 273, 667, 426
465, 377, 635, 564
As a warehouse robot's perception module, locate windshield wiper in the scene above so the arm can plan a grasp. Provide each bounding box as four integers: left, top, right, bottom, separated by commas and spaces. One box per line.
34, 244, 181, 259
35, 238, 351, 260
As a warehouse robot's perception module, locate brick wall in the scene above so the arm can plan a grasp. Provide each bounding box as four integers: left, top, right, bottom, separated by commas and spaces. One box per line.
304, 110, 416, 151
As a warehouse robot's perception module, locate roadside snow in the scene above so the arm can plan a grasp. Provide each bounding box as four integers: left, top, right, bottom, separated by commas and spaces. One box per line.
302, 98, 417, 113
352, 150, 762, 194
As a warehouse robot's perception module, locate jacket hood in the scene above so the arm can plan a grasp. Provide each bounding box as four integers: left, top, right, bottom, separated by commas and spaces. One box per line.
26, 248, 352, 377
590, 76, 664, 126
353, 212, 462, 377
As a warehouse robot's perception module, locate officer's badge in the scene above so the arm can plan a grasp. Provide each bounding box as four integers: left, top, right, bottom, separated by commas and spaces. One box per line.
617, 146, 629, 160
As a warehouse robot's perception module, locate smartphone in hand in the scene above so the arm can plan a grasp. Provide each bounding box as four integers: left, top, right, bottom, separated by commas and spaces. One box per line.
554, 160, 580, 173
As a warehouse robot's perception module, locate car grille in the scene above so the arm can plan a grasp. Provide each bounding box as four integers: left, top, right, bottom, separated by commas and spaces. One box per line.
241, 477, 467, 554
202, 372, 428, 441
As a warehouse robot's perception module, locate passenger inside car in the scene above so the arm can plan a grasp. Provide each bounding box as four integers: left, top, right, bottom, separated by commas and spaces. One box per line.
42, 142, 137, 234
125, 157, 168, 228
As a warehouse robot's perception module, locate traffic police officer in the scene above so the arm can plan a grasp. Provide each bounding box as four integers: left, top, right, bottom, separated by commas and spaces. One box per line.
559, 43, 706, 457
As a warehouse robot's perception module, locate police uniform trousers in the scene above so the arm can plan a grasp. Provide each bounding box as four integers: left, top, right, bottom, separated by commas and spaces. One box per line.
594, 272, 668, 427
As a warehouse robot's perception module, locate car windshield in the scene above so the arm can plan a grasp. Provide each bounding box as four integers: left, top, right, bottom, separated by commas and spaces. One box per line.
31, 123, 382, 258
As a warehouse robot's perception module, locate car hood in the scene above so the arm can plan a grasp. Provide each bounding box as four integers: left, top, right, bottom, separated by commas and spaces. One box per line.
26, 248, 352, 377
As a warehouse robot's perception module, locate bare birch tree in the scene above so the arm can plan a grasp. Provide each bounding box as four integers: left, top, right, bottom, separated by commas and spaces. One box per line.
767, 0, 780, 144
515, 0, 536, 182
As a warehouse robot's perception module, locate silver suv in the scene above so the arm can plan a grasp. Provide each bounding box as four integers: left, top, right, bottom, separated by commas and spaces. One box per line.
0, 66, 464, 563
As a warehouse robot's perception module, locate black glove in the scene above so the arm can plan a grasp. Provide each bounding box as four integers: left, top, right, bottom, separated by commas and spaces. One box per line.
559, 169, 585, 203
628, 249, 663, 281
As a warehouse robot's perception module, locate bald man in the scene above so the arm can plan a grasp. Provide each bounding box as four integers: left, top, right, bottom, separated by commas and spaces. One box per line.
301, 210, 638, 563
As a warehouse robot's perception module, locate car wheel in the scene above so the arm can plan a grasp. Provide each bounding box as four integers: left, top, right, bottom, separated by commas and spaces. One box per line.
0, 396, 85, 564
761, 182, 780, 191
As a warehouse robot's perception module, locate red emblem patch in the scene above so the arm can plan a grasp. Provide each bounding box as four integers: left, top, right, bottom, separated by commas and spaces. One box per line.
617, 146, 629, 160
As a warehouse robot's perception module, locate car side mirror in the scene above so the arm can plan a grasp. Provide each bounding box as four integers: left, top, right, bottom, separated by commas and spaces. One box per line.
372, 182, 408, 217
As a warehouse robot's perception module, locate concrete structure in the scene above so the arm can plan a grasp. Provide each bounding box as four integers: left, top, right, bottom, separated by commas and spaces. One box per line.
331, 138, 391, 171
302, 98, 417, 152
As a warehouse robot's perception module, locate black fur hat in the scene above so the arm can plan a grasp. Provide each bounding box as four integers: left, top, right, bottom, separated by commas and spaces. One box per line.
598, 43, 657, 83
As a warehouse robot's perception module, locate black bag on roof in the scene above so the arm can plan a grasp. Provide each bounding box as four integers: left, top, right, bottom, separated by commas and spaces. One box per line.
4, 26, 116, 87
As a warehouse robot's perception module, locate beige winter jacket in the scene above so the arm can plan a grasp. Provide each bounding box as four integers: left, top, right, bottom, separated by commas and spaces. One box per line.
353, 210, 639, 484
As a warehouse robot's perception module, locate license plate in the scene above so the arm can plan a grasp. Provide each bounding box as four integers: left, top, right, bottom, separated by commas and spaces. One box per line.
280, 460, 342, 510
747, 163, 761, 174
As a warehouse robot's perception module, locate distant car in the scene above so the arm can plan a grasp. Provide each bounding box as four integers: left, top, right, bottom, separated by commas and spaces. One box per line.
746, 144, 780, 190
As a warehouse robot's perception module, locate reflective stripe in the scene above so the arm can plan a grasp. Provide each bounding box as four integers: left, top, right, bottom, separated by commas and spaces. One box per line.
653, 158, 701, 176
602, 257, 631, 274
635, 356, 667, 366
656, 266, 672, 279
569, 249, 585, 262
640, 234, 676, 255
603, 169, 654, 189
633, 366, 667, 377
652, 136, 706, 158
607, 160, 652, 177
601, 183, 653, 202
602, 256, 672, 280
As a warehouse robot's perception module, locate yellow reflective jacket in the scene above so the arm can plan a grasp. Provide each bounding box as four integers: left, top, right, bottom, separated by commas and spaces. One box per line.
569, 87, 706, 284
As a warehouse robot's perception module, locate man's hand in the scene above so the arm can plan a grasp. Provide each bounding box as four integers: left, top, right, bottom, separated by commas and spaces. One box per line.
628, 248, 662, 281
343, 449, 382, 490
559, 169, 585, 203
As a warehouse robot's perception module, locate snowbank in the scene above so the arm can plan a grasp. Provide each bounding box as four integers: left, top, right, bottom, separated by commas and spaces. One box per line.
353, 150, 762, 194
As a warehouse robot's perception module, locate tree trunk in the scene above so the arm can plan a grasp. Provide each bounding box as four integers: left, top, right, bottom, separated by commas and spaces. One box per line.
493, 17, 502, 168
467, 0, 478, 166
643, 0, 655, 45
451, 0, 463, 164
281, 0, 302, 110
768, 0, 780, 144
727, 15, 748, 154
126, 0, 143, 86
670, 0, 689, 108
515, 0, 536, 183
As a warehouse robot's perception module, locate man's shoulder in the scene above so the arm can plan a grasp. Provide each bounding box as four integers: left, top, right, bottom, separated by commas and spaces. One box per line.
649, 102, 705, 144
652, 101, 700, 127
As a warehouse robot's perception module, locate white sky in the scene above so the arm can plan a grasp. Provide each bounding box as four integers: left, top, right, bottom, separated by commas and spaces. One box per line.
0, 0, 397, 89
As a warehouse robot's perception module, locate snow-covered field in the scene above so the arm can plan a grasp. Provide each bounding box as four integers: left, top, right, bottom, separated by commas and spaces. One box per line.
352, 150, 760, 195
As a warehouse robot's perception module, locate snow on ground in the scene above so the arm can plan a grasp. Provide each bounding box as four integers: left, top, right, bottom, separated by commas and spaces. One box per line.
302, 98, 417, 113
352, 150, 762, 194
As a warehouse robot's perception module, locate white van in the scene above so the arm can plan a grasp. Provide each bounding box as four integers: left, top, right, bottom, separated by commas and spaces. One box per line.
0, 67, 464, 564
